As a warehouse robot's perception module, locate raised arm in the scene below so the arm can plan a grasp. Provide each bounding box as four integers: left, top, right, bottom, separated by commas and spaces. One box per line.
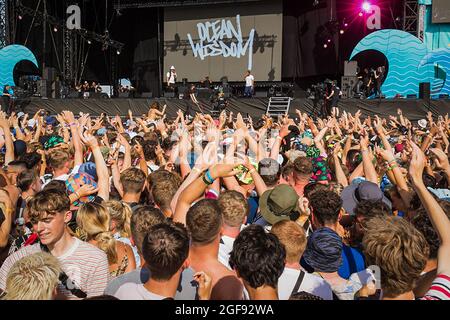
409, 142, 450, 276
360, 132, 378, 184
0, 113, 14, 165
430, 148, 450, 185
62, 111, 83, 167
332, 144, 349, 187
116, 134, 132, 171
270, 124, 290, 161
0, 190, 14, 248
80, 132, 110, 201
173, 164, 239, 225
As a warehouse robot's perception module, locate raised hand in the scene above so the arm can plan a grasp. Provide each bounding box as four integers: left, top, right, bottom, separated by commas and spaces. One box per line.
77, 184, 99, 197
209, 163, 242, 180
430, 148, 450, 172
193, 271, 212, 300
61, 110, 76, 124
134, 141, 144, 157
79, 131, 99, 149
408, 141, 426, 183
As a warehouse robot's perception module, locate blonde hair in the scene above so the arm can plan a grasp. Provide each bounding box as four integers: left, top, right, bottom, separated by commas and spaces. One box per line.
104, 200, 132, 238
3, 252, 61, 300
76, 202, 118, 264
271, 220, 307, 263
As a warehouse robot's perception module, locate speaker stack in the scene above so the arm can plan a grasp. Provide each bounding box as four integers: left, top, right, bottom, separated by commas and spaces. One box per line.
419, 82, 430, 99
340, 76, 357, 99
37, 80, 50, 98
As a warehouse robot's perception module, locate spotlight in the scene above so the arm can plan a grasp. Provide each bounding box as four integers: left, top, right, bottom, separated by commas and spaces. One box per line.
313, 0, 319, 6
327, 39, 331, 43
323, 44, 328, 48
362, 2, 371, 13
344, 23, 348, 27
340, 30, 344, 34
87, 40, 92, 45
53, 26, 58, 32
116, 50, 121, 55
359, 12, 364, 17
18, 15, 23, 20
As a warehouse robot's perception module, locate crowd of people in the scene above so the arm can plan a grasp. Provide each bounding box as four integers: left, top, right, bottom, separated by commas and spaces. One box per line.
0, 103, 448, 300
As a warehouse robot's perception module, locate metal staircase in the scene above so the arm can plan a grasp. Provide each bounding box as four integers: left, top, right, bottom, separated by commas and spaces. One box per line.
266, 96, 292, 118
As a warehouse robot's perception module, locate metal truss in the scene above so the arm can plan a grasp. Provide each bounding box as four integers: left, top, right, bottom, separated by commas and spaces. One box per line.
0, 0, 8, 48
16, 1, 124, 51
114, 0, 260, 9
403, 0, 419, 37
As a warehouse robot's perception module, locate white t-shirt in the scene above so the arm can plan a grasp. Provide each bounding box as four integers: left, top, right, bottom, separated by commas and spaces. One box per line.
167, 71, 176, 84
218, 235, 235, 270
278, 267, 333, 300
245, 74, 254, 87
114, 283, 167, 300
0, 237, 109, 299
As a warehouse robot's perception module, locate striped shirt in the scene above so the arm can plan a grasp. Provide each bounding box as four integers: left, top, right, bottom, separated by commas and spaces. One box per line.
0, 237, 110, 300
420, 274, 450, 300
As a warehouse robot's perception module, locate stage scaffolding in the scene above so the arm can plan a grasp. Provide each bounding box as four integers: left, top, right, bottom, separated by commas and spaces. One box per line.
0, 0, 8, 48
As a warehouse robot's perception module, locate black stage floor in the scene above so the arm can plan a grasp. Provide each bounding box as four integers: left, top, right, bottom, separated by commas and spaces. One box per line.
14, 97, 450, 121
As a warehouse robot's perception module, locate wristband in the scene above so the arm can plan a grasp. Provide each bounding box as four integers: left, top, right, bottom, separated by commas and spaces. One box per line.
205, 170, 214, 183
388, 164, 398, 171
74, 191, 80, 199
202, 174, 213, 185
248, 168, 256, 174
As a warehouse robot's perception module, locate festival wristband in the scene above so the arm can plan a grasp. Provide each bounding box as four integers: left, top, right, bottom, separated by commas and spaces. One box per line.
205, 170, 214, 183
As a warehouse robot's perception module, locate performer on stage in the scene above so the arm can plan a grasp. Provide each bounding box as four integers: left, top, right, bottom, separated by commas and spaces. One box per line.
166, 66, 177, 90
356, 68, 371, 98
2, 85, 14, 114
244, 70, 254, 97
185, 83, 203, 117
374, 66, 385, 98
322, 81, 339, 118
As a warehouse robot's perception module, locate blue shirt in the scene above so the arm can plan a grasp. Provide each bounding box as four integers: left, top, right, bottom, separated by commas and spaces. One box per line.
338, 245, 366, 279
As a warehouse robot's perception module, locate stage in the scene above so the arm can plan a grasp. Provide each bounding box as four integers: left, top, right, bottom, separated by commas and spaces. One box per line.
15, 97, 450, 121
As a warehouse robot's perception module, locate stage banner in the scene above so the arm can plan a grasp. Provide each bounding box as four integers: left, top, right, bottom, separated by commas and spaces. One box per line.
350, 29, 450, 98
163, 0, 282, 82
0, 45, 38, 89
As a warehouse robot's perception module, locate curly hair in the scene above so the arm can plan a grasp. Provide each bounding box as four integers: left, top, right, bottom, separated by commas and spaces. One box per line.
411, 201, 450, 260
354, 200, 391, 220
363, 216, 429, 298
229, 224, 285, 289
309, 190, 343, 226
